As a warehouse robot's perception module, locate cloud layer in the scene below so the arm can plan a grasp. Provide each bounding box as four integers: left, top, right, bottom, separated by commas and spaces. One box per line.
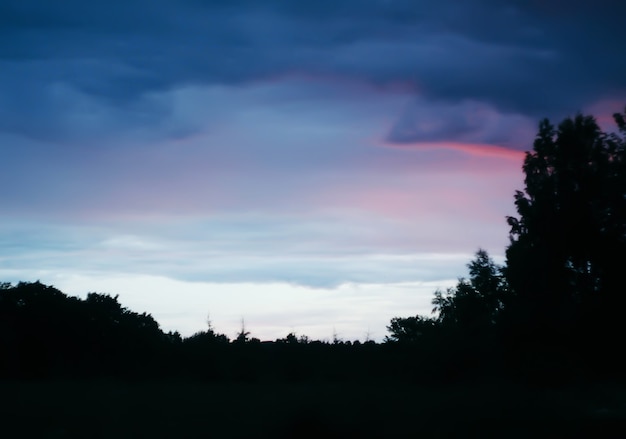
2, 0, 625, 143
1, 0, 624, 338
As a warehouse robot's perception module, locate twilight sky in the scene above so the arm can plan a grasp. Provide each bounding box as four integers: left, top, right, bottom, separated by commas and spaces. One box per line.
1, 0, 625, 341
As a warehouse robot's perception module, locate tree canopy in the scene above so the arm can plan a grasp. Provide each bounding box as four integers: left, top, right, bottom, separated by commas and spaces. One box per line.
505, 108, 626, 343
432, 249, 507, 333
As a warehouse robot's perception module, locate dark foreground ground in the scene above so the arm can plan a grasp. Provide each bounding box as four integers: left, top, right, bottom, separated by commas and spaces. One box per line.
1, 379, 625, 438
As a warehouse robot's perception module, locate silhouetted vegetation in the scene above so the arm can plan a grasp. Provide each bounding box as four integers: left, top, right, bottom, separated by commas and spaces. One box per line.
2, 107, 626, 436
503, 110, 626, 379
386, 106, 626, 385
0, 281, 181, 379
0, 281, 402, 382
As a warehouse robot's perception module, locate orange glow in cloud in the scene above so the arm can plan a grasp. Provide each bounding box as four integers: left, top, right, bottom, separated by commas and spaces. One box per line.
381, 140, 526, 161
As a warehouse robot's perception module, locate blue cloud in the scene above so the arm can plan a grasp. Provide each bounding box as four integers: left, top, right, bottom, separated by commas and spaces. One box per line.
1, 0, 624, 142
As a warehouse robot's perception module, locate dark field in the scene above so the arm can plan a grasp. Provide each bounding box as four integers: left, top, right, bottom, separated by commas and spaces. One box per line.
1, 379, 625, 438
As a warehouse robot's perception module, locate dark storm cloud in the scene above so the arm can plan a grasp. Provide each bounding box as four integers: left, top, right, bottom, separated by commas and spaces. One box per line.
387, 98, 535, 149
0, 0, 624, 143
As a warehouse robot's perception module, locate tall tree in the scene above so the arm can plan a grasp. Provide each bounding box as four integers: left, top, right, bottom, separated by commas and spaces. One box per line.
505, 107, 626, 342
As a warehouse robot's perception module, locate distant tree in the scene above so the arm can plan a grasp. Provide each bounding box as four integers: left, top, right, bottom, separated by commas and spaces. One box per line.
185, 329, 229, 345
232, 318, 260, 344
277, 332, 300, 344
505, 107, 626, 344
332, 328, 343, 345
432, 249, 507, 333
385, 250, 506, 343
385, 315, 438, 343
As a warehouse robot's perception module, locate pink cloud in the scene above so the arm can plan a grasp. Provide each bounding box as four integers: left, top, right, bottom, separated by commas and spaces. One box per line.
382, 140, 525, 161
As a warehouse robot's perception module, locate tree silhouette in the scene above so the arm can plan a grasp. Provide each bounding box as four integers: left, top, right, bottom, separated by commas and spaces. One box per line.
504, 107, 626, 368
432, 249, 507, 334
234, 318, 257, 344
385, 249, 506, 345
0, 281, 174, 378
385, 315, 438, 343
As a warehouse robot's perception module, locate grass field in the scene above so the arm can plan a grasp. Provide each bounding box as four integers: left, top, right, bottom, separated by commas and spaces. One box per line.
1, 379, 625, 438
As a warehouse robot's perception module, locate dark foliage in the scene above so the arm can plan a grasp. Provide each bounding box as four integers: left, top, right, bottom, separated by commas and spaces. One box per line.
0, 281, 180, 379
503, 107, 626, 376
432, 249, 508, 333
386, 249, 507, 345
385, 315, 438, 343
0, 281, 441, 382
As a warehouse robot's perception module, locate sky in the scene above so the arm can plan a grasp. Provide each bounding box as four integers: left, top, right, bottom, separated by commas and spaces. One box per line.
1, 0, 625, 341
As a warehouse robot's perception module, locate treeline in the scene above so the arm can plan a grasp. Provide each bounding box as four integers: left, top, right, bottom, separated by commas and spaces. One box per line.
2, 107, 626, 384
0, 281, 434, 382
0, 279, 509, 383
